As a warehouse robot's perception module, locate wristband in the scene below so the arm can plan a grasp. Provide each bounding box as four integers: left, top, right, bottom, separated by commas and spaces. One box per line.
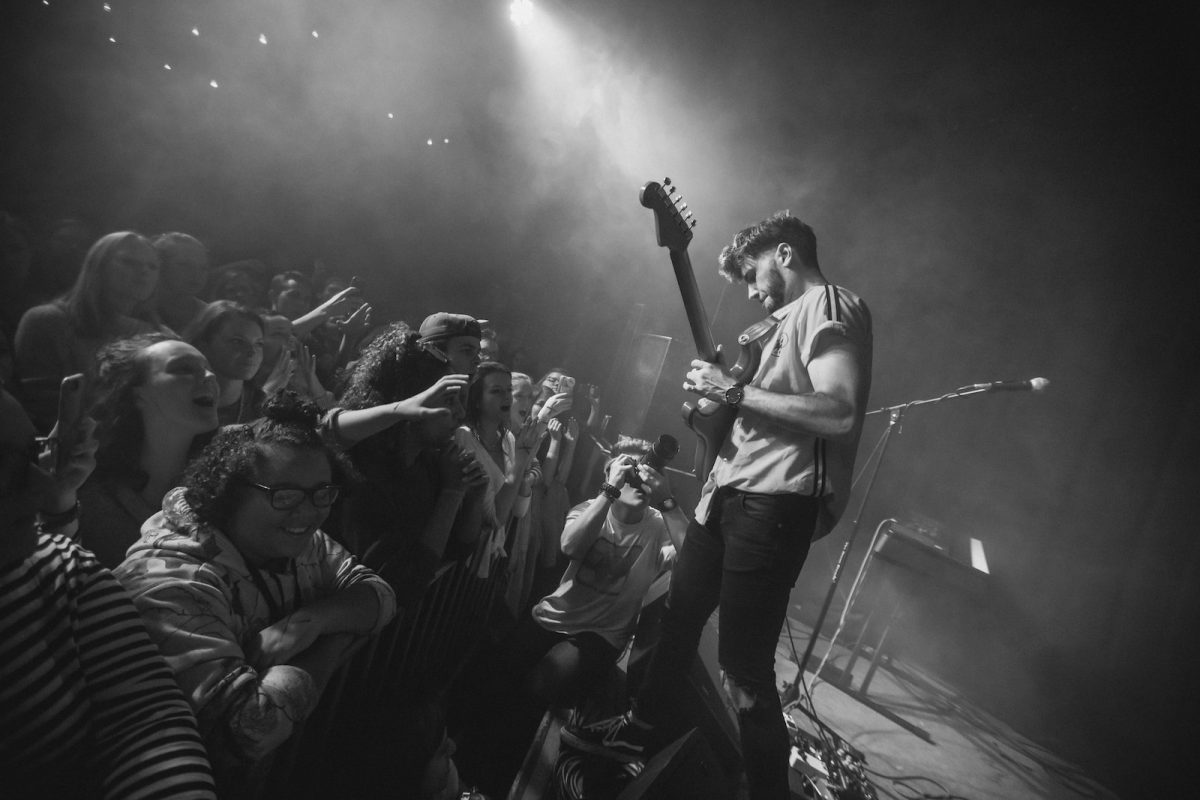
600, 483, 621, 501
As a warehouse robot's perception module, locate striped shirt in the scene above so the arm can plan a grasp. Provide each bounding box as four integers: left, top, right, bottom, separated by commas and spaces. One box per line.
1, 534, 216, 799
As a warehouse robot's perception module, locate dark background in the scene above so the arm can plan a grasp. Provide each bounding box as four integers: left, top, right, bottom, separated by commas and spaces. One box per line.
3, 1, 1197, 795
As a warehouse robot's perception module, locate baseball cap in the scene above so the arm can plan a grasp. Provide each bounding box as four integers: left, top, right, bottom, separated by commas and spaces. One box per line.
418, 312, 486, 343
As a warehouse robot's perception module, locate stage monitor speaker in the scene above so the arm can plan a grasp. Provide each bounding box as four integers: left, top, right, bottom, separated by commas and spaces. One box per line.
625, 574, 741, 775
615, 728, 735, 800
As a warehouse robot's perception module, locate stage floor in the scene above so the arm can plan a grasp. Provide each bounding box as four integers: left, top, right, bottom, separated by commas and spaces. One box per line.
497, 611, 1120, 800
775, 617, 1119, 800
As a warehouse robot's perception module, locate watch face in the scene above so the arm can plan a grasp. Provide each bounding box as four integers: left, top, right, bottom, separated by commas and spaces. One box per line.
725, 385, 744, 406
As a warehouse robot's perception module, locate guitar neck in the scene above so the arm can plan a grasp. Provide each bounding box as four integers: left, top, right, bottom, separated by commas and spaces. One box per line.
669, 248, 720, 363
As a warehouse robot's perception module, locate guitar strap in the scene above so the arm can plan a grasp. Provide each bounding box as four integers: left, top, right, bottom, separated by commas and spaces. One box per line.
736, 316, 781, 349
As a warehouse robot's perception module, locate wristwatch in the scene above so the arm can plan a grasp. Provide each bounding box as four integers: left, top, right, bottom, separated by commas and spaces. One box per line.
660, 497, 678, 512
723, 383, 746, 408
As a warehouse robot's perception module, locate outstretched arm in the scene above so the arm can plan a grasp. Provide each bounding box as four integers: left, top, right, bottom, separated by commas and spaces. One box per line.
327, 374, 469, 446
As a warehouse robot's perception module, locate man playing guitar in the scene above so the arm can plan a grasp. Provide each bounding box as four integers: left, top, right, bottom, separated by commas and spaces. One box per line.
563, 210, 873, 800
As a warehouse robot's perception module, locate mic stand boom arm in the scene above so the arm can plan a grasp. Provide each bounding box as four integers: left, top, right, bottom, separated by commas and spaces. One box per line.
789, 386, 991, 704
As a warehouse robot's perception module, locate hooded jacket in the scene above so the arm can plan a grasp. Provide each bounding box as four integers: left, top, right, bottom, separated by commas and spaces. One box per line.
115, 488, 396, 771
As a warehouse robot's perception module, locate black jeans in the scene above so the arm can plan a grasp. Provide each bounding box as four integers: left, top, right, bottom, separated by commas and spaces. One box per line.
636, 488, 817, 800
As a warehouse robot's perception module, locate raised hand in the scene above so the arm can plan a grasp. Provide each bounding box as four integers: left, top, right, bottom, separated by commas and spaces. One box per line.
605, 454, 637, 491
635, 463, 671, 506
394, 374, 469, 421
335, 301, 373, 334
40, 416, 99, 508
514, 416, 544, 456
313, 285, 362, 320
536, 392, 573, 424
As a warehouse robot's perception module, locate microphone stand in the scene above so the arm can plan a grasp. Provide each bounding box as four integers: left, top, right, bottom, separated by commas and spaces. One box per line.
785, 386, 990, 736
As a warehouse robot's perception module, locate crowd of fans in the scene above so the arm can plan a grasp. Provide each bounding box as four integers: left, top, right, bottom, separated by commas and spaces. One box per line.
1, 215, 681, 800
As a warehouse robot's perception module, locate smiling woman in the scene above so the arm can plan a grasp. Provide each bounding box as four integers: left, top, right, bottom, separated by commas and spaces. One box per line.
79, 333, 220, 567
114, 392, 396, 796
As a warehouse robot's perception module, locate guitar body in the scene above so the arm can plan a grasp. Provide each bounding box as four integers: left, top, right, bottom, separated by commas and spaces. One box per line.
681, 316, 779, 478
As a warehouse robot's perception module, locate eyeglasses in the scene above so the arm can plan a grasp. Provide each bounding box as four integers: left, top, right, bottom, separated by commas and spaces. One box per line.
242, 480, 341, 510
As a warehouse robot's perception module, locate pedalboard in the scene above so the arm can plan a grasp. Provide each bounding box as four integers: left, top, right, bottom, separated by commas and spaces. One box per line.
785, 716, 877, 800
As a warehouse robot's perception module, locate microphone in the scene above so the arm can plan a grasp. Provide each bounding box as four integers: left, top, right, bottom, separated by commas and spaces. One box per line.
963, 377, 1050, 393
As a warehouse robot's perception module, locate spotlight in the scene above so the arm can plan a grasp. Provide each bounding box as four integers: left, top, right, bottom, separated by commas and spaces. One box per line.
259, 33, 268, 45
510, 0, 533, 27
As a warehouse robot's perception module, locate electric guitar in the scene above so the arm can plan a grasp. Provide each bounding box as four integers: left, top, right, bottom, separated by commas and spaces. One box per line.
639, 178, 778, 478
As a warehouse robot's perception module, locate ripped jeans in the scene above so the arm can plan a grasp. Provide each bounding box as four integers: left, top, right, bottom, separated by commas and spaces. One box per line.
636, 487, 817, 800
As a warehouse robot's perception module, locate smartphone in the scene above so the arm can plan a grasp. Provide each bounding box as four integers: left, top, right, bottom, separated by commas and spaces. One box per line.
54, 373, 85, 473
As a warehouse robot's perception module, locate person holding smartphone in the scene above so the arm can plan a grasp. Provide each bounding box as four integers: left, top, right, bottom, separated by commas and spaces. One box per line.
1, 388, 217, 799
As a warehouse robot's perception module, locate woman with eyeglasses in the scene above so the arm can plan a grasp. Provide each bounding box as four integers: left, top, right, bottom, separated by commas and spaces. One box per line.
114, 392, 397, 796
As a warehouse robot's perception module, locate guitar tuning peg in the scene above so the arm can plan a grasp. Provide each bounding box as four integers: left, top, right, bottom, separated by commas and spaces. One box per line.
679, 202, 689, 210
690, 219, 698, 228
663, 177, 672, 185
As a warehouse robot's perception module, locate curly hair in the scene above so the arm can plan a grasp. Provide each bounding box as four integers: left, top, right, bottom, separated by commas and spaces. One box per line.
183, 391, 357, 532
464, 361, 512, 431
717, 211, 818, 283
338, 321, 448, 411
90, 332, 182, 487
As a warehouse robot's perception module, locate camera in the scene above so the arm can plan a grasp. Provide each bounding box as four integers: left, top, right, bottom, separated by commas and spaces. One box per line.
625, 434, 679, 489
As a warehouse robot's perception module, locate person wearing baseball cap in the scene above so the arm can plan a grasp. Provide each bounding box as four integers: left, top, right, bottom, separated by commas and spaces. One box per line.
418, 312, 485, 376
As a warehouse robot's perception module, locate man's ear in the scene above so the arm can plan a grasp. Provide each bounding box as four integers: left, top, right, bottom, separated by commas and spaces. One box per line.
775, 242, 794, 269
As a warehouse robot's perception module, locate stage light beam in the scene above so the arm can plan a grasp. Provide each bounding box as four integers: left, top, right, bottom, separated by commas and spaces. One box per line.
510, 0, 534, 28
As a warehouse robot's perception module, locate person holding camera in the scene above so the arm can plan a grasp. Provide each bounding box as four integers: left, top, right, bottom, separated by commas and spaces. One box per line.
528, 441, 688, 707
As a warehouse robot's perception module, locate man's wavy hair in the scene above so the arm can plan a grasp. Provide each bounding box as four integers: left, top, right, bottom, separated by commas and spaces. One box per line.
338, 321, 448, 411
90, 332, 191, 488
183, 391, 357, 532
716, 211, 818, 283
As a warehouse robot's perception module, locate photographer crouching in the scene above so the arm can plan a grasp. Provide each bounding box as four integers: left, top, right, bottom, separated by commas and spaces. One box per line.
528, 436, 687, 707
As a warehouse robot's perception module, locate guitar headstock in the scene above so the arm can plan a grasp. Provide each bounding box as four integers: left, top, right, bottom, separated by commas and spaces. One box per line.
640, 177, 697, 254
